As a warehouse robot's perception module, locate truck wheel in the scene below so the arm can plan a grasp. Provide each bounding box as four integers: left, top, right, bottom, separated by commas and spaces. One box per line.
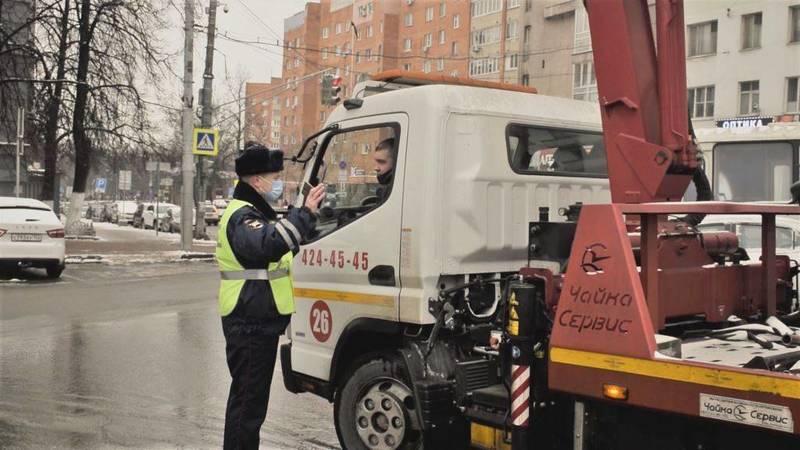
46, 263, 64, 279
335, 358, 422, 450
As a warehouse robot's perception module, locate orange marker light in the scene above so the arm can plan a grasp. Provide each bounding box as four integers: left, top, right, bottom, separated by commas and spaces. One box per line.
603, 384, 628, 401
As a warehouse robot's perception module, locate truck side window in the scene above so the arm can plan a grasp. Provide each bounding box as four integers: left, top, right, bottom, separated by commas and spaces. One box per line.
506, 124, 607, 177
310, 124, 399, 240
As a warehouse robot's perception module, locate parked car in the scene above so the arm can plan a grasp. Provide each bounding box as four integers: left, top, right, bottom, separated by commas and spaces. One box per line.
0, 196, 66, 278
113, 201, 139, 225
131, 203, 146, 228
697, 214, 800, 262
141, 203, 179, 230
212, 198, 228, 216
159, 206, 196, 233
203, 202, 220, 226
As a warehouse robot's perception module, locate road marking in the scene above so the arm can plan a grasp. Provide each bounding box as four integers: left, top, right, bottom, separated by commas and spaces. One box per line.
550, 347, 800, 399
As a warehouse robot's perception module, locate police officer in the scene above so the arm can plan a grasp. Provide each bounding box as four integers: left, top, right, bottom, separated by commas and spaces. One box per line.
217, 142, 325, 449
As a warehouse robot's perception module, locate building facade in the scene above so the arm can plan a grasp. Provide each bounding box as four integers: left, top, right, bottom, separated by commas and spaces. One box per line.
468, 0, 525, 83
243, 77, 283, 148
521, 0, 595, 100
684, 1, 800, 128
398, 0, 470, 76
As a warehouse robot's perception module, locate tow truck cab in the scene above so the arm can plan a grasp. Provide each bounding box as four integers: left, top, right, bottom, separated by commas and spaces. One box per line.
280, 75, 609, 446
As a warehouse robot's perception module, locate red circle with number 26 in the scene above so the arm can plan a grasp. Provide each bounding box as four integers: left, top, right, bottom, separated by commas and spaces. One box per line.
309, 301, 332, 342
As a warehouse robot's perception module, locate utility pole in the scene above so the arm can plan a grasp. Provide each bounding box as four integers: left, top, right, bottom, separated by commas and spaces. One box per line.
15, 107, 25, 198
195, 0, 219, 239
180, 0, 195, 251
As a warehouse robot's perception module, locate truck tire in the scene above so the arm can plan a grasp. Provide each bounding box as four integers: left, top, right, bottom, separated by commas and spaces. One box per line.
335, 357, 422, 450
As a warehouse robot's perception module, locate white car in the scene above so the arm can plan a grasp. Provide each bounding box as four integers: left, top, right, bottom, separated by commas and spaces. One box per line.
0, 197, 66, 278
141, 203, 179, 230
697, 214, 800, 262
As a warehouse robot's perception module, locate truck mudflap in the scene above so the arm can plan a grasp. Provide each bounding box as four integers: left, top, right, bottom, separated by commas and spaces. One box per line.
280, 343, 302, 394
280, 342, 334, 399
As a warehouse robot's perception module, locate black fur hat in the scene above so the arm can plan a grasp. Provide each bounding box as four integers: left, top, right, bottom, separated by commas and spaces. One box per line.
235, 142, 284, 176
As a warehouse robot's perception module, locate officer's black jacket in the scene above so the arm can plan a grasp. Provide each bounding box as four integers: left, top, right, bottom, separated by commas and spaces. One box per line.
222, 181, 316, 335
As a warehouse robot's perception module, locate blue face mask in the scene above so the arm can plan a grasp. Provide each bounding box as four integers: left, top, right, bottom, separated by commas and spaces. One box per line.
266, 179, 284, 202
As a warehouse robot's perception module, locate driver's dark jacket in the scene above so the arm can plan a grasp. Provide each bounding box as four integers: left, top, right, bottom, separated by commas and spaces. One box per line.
222, 182, 316, 335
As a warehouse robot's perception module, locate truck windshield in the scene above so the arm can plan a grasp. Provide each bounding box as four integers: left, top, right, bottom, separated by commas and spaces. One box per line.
713, 142, 793, 202
506, 124, 607, 177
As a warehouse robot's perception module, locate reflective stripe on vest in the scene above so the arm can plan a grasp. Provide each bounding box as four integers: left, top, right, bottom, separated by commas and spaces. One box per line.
216, 199, 296, 317
219, 268, 289, 280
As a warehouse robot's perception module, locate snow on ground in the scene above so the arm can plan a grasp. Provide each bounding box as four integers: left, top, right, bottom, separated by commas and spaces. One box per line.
92, 222, 217, 244
67, 251, 215, 266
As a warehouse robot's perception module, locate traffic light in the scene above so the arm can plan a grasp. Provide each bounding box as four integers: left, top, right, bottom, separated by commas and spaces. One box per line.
321, 74, 333, 106
331, 75, 343, 104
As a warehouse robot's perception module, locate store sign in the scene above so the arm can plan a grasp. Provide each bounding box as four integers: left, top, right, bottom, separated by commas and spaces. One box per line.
716, 116, 773, 129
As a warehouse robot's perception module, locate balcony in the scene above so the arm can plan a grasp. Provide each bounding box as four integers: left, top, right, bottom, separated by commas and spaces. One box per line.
544, 0, 576, 19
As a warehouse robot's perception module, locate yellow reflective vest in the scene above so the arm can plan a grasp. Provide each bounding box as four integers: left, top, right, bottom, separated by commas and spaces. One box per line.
216, 199, 295, 317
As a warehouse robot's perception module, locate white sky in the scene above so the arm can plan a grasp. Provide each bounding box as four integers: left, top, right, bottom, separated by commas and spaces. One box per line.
154, 0, 313, 106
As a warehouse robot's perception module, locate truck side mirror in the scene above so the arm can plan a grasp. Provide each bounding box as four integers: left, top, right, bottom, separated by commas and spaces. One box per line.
791, 181, 800, 204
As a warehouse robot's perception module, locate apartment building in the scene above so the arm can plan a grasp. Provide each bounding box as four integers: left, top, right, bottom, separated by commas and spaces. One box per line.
520, 0, 594, 99
685, 1, 800, 128
243, 78, 283, 149
469, 0, 526, 83
398, 0, 470, 76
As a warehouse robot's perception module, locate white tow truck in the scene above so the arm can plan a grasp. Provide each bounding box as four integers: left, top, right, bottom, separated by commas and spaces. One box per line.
280, 72, 611, 449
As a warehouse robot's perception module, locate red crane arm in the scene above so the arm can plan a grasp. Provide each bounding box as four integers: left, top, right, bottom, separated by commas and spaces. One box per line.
585, 0, 697, 203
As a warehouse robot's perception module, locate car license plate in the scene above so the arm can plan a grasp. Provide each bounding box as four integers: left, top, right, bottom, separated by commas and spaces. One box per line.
11, 233, 42, 242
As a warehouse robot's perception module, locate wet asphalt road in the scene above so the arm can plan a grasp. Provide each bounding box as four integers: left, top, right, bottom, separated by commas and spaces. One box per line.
0, 262, 338, 449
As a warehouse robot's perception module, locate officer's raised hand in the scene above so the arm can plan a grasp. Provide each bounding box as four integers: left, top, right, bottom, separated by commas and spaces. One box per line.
304, 184, 326, 213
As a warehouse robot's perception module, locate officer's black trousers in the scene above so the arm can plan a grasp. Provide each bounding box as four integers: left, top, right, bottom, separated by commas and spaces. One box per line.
222, 321, 280, 450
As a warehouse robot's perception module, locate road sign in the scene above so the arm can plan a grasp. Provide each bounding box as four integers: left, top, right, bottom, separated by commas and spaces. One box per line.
119, 170, 132, 191
95, 178, 107, 193
146, 161, 171, 172
193, 128, 219, 156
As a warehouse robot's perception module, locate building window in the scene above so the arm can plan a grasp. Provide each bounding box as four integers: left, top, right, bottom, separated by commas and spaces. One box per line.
469, 57, 501, 76
405, 12, 413, 27
472, 26, 501, 47
322, 27, 329, 39
439, 29, 446, 44
450, 70, 459, 77
574, 4, 591, 54
437, 58, 445, 71
741, 12, 762, 50
573, 60, 597, 102
791, 5, 800, 43
294, 58, 300, 68
524, 25, 531, 44
787, 77, 799, 112
403, 63, 412, 71
365, 48, 372, 60
355, 51, 361, 63
321, 48, 328, 59
404, 38, 412, 52
505, 53, 519, 70
739, 80, 760, 115
293, 96, 298, 107
506, 20, 518, 39
336, 23, 342, 34
378, 44, 382, 58
521, 74, 530, 86
471, 0, 502, 18
451, 41, 459, 56
334, 45, 340, 57
426, 6, 434, 22
423, 60, 432, 73
320, 111, 326, 122
688, 85, 715, 118
507, 0, 520, 8
440, 0, 446, 17
687, 20, 717, 56
367, 24, 373, 37
423, 33, 432, 48
453, 14, 460, 29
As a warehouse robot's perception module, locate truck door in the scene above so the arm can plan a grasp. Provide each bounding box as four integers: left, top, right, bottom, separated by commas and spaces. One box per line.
290, 114, 408, 381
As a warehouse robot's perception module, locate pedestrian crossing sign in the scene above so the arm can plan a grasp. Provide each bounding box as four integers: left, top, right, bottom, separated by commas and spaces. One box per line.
193, 128, 219, 156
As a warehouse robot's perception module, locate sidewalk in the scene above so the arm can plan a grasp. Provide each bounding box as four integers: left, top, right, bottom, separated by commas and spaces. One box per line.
66, 222, 217, 264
